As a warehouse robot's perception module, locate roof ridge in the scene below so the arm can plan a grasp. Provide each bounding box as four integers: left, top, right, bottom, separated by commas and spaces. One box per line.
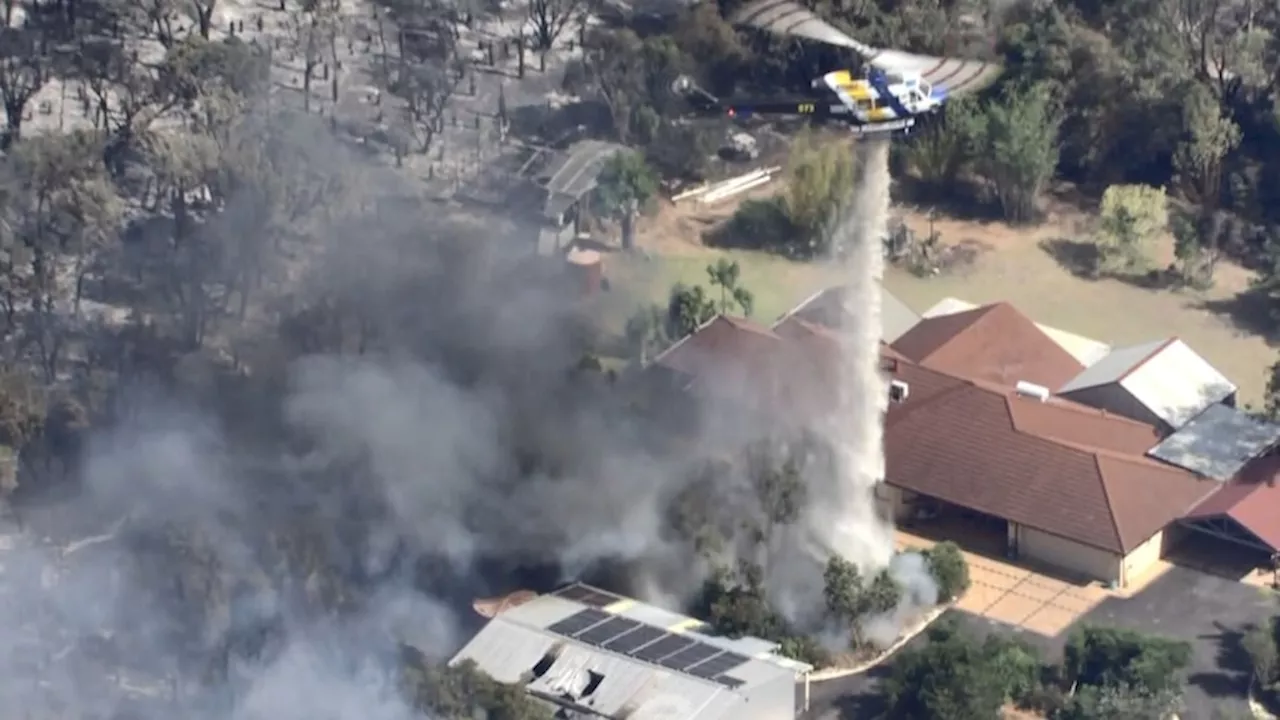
1092, 453, 1127, 551
722, 314, 783, 338
917, 304, 992, 359
1115, 337, 1178, 383
773, 285, 836, 327
648, 313, 724, 367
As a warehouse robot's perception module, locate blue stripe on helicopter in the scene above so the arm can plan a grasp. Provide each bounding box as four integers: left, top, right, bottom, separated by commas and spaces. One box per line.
867, 69, 912, 119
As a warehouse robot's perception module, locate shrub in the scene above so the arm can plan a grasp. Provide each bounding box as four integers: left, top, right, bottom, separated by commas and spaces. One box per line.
923, 541, 970, 603
708, 196, 797, 252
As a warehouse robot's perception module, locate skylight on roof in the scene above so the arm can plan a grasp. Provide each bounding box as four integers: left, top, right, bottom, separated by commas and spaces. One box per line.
1147, 404, 1280, 480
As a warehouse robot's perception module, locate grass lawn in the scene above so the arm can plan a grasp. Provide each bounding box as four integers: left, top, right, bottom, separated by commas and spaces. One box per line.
610, 185, 1279, 407
600, 248, 845, 338
888, 212, 1278, 407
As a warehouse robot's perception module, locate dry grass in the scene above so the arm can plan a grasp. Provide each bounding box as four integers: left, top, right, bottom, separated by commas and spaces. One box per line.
887, 210, 1275, 406
617, 180, 1277, 407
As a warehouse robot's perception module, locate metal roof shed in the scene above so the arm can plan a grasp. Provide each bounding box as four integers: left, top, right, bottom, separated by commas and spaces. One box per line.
1057, 338, 1237, 431
1147, 404, 1280, 480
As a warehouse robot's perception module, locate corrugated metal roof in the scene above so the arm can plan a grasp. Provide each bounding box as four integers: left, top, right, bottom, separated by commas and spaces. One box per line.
1120, 339, 1236, 429
1147, 404, 1280, 480
449, 590, 806, 720
781, 284, 920, 342
1057, 339, 1169, 393
452, 616, 560, 683
922, 297, 1112, 367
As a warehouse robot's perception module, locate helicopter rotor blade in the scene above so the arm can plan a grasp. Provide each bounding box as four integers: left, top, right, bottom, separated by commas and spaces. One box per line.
729, 0, 1003, 98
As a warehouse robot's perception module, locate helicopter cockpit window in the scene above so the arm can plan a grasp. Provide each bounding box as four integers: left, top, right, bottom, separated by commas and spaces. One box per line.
920, 81, 932, 97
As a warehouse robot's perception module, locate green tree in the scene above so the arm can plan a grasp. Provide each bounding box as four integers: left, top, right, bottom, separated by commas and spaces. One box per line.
400, 647, 554, 720
783, 130, 856, 255
823, 555, 865, 622
923, 541, 970, 603
974, 83, 1062, 224
883, 620, 1013, 720
705, 258, 754, 316
1062, 625, 1192, 698
624, 304, 669, 364
1093, 184, 1169, 274
1173, 81, 1241, 210
594, 151, 659, 251
1242, 619, 1279, 688
1054, 683, 1183, 720
905, 96, 985, 189
665, 283, 716, 339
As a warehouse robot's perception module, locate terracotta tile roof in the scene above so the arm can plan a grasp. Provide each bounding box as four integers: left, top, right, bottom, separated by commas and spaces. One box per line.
653, 315, 782, 380
890, 302, 1085, 389
885, 357, 1217, 553
1183, 455, 1280, 552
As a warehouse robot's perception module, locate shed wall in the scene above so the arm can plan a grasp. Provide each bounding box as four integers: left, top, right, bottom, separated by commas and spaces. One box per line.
1058, 385, 1162, 429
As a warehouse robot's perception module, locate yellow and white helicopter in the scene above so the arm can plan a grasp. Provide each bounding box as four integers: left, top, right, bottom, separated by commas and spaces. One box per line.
673, 0, 1002, 135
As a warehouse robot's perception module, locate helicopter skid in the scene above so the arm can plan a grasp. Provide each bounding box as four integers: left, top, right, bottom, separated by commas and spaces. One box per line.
850, 118, 916, 135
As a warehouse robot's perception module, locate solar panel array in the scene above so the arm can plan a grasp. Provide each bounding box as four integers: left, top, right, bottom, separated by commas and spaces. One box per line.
554, 584, 625, 609
545, 608, 751, 689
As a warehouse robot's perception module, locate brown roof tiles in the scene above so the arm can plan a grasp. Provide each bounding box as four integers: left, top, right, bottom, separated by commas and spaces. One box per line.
891, 302, 1085, 389
885, 358, 1217, 553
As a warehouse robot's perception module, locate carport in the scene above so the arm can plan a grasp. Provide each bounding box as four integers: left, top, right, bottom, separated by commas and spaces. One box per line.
1176, 455, 1280, 578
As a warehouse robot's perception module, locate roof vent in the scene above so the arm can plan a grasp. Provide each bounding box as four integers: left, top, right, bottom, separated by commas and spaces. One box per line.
889, 380, 909, 403
1015, 381, 1050, 402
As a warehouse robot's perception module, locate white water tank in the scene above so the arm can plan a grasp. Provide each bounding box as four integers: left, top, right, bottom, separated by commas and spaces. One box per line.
1015, 380, 1050, 402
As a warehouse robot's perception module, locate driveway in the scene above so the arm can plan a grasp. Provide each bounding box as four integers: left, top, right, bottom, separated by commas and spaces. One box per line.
1079, 566, 1276, 719
805, 567, 1276, 719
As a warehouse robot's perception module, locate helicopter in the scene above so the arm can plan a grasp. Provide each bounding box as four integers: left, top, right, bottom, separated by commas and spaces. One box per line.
672, 0, 1002, 135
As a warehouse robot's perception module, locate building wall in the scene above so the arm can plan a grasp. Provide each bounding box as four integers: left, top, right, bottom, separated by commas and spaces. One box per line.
1059, 385, 1162, 428
1015, 524, 1121, 585
875, 484, 915, 523
1120, 530, 1167, 587
740, 672, 797, 720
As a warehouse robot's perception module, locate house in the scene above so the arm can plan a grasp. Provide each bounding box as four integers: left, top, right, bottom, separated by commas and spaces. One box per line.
878, 355, 1219, 587
891, 302, 1085, 389
644, 289, 1280, 585
450, 583, 812, 720
922, 297, 1112, 366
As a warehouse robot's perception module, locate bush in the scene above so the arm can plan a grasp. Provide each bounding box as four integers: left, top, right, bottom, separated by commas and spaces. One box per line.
1093, 184, 1169, 275
1063, 625, 1191, 697
923, 541, 970, 603
707, 196, 797, 252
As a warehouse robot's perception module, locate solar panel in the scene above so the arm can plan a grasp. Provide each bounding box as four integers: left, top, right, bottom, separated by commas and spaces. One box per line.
631, 634, 697, 663
603, 624, 665, 654
660, 643, 721, 671
547, 609, 610, 638
713, 675, 745, 689
577, 617, 641, 646
687, 652, 750, 679
554, 585, 623, 608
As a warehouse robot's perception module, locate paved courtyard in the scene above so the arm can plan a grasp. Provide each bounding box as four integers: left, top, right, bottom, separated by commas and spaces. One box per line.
896, 530, 1111, 638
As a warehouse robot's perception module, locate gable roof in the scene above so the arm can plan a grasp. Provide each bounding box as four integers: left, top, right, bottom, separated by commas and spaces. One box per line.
922, 297, 1113, 366
785, 284, 920, 342
884, 357, 1217, 553
652, 315, 782, 380
1057, 338, 1237, 429
1182, 454, 1280, 552
890, 302, 1086, 389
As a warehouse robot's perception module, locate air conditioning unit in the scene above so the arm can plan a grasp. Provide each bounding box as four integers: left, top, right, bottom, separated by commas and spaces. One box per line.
889, 380, 910, 403
1015, 380, 1050, 402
